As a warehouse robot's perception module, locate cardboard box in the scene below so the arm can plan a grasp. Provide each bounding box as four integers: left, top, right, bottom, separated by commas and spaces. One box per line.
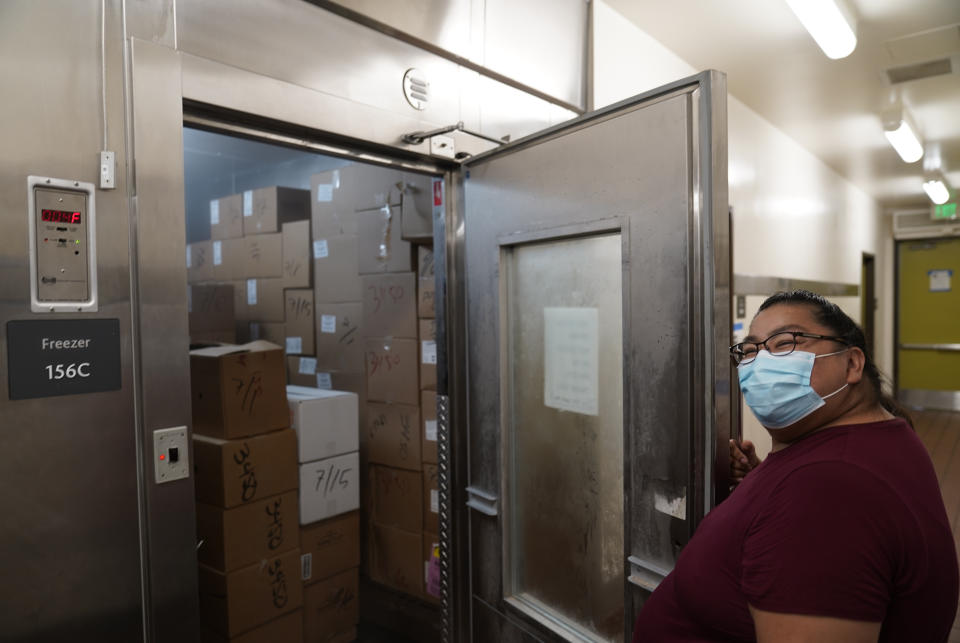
287, 355, 318, 387
284, 289, 314, 355
312, 165, 402, 239
422, 464, 438, 534
419, 319, 437, 391
200, 609, 302, 643
422, 536, 440, 604
399, 173, 435, 242
249, 322, 285, 348
243, 233, 283, 279
187, 241, 214, 283
193, 429, 298, 508
196, 490, 300, 572
418, 245, 436, 319
302, 568, 359, 640
315, 303, 363, 373
287, 386, 359, 462
192, 329, 238, 345
243, 186, 310, 236
212, 238, 245, 282
364, 402, 421, 471
281, 220, 312, 289
300, 451, 360, 524
313, 235, 362, 304
361, 273, 417, 339
245, 278, 285, 323
232, 280, 249, 322
357, 206, 414, 275
189, 284, 235, 334
421, 390, 437, 464
370, 524, 423, 596
370, 465, 422, 533
190, 341, 289, 439
211, 194, 244, 240
365, 338, 418, 405
198, 548, 303, 637
300, 511, 360, 584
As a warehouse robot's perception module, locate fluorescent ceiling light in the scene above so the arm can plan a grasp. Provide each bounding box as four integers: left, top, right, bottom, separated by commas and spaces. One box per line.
884, 120, 924, 163
785, 0, 858, 59
923, 175, 951, 205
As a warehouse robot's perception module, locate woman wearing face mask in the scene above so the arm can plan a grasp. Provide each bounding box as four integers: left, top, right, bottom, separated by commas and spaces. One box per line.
632, 290, 958, 642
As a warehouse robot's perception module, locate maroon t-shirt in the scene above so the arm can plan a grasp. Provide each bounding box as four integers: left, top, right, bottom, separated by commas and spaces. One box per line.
633, 418, 958, 642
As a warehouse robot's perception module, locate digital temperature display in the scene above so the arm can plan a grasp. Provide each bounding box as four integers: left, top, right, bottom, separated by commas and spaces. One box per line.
41, 209, 81, 225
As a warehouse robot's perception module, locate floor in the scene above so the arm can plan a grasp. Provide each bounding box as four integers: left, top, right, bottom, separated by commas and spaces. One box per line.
914, 409, 960, 643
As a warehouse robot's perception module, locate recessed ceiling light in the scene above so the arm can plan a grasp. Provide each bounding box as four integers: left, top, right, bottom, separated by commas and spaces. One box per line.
785, 0, 858, 60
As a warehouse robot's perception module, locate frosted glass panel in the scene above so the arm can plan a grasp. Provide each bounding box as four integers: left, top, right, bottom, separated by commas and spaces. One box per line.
506, 233, 623, 642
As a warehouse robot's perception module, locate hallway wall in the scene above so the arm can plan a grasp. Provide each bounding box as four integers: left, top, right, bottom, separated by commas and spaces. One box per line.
593, 1, 893, 458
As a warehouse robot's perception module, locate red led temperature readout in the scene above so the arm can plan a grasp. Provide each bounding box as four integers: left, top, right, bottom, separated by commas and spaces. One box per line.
41, 209, 81, 224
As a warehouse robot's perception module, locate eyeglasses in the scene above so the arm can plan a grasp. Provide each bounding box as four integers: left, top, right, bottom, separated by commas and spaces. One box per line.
729, 331, 849, 365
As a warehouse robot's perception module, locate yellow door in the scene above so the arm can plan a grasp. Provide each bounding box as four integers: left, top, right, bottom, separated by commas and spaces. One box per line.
898, 236, 960, 410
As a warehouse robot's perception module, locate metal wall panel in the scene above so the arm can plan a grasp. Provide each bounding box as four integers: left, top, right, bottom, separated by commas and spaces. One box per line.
0, 1, 144, 640
321, 0, 587, 109
176, 0, 576, 157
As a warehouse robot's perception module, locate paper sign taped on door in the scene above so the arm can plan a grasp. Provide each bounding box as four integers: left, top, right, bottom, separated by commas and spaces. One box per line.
543, 307, 599, 416
929, 269, 953, 292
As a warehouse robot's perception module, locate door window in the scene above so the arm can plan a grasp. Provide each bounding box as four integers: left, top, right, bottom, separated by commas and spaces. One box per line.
504, 232, 624, 642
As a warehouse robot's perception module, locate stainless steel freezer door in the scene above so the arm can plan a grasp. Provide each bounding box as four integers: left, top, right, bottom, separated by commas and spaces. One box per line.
459, 71, 730, 642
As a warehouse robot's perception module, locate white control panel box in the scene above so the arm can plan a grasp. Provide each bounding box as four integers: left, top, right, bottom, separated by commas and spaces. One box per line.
153, 426, 190, 484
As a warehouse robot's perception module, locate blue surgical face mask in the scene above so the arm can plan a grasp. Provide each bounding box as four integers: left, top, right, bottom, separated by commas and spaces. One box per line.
738, 349, 849, 429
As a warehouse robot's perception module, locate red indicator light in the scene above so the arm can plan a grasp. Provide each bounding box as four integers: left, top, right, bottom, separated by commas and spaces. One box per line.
159, 453, 166, 461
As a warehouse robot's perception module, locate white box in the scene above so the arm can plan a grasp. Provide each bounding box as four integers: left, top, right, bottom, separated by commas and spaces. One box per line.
299, 451, 360, 524
287, 385, 359, 463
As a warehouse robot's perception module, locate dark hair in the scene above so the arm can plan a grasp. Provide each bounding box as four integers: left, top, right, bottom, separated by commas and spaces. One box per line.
758, 289, 913, 428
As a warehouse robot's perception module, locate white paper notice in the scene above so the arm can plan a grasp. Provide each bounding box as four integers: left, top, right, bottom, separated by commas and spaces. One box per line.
430, 489, 438, 513
286, 336, 303, 354
313, 239, 329, 259
247, 279, 258, 306
186, 246, 191, 268
929, 269, 953, 292
316, 184, 334, 202
321, 315, 337, 334
425, 420, 437, 442
209, 200, 220, 225
243, 190, 253, 216
213, 241, 223, 266
298, 357, 317, 375
543, 307, 599, 416
422, 340, 437, 364
316, 372, 333, 390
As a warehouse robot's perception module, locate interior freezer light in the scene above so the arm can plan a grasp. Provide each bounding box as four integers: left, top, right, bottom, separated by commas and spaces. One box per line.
785, 0, 857, 59
923, 179, 950, 205
884, 120, 924, 163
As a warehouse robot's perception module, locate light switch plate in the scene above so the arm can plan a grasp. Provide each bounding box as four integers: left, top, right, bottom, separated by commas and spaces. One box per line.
153, 426, 189, 484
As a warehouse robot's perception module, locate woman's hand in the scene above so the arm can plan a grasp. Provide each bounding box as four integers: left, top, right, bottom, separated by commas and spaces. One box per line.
730, 438, 761, 485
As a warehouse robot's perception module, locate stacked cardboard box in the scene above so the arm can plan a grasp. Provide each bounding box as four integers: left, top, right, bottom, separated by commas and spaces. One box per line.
288, 385, 361, 642
308, 164, 440, 605
190, 341, 304, 641
187, 187, 311, 351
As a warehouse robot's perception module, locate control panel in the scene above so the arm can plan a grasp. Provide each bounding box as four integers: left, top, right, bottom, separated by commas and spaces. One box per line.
153, 426, 190, 484
27, 176, 98, 313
